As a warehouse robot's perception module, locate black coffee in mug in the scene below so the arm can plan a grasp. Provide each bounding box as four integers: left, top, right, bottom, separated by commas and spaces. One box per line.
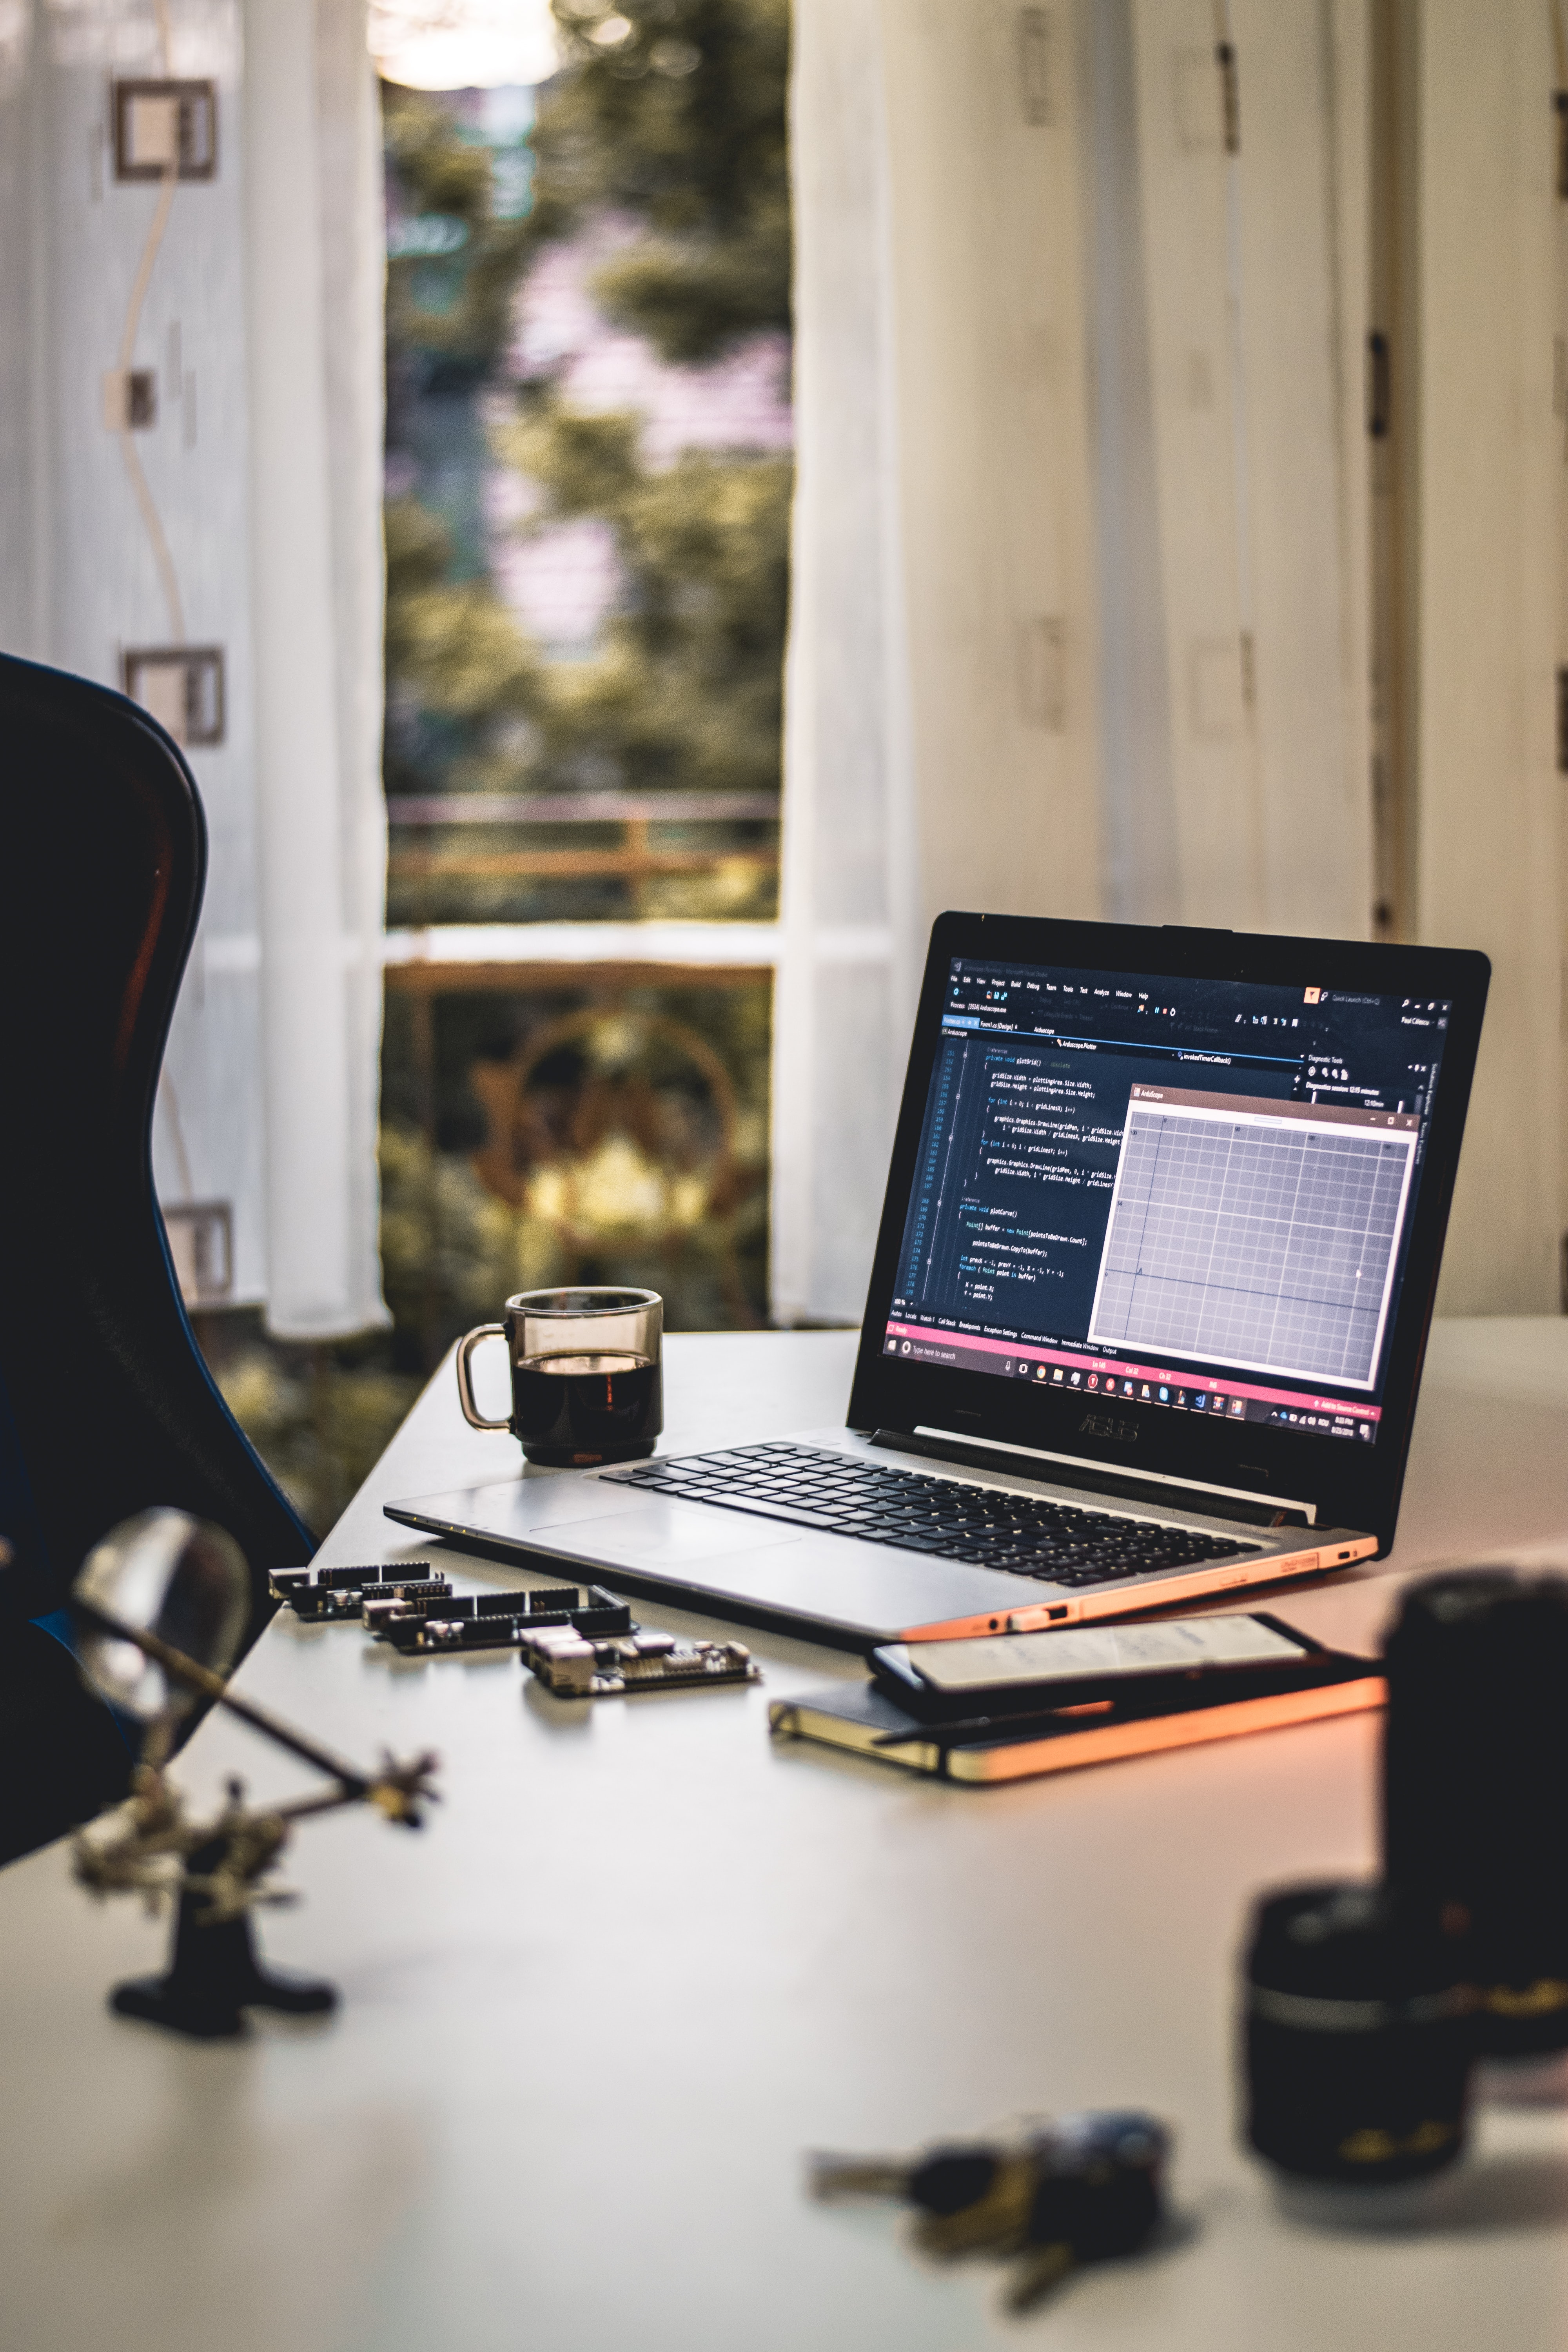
456, 1287, 664, 1466
511, 1350, 662, 1465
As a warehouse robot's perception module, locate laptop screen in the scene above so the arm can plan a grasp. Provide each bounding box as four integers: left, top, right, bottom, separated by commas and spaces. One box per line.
881, 956, 1454, 1448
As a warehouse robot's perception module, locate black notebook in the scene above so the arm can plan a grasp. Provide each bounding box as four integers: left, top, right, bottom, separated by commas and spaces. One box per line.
768, 1639, 1382, 1785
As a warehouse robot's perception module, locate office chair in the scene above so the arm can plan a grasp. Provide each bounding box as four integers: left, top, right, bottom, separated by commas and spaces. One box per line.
0, 652, 315, 1866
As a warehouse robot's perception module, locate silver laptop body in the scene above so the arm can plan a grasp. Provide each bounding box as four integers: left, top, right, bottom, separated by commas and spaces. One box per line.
387, 913, 1486, 1647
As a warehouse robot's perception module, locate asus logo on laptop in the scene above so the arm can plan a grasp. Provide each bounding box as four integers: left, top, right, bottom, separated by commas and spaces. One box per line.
1080, 1413, 1139, 1444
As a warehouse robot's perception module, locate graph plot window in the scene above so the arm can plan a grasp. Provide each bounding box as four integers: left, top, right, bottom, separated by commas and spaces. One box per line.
1088, 1089, 1417, 1389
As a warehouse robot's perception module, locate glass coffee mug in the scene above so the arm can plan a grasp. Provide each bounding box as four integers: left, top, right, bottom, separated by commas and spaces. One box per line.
455, 1287, 663, 1466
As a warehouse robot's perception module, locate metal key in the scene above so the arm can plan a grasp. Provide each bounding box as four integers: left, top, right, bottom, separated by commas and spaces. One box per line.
808, 2111, 1169, 2301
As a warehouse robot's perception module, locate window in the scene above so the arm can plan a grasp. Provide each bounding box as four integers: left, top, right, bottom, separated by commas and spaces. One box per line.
377, 4, 791, 1370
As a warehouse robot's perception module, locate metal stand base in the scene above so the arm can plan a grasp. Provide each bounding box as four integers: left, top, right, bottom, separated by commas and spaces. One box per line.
109, 1843, 338, 2040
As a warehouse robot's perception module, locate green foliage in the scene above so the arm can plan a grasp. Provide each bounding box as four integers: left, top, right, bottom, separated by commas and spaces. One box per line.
383, 85, 534, 371
381, 3, 792, 845
505, 404, 642, 515
387, 583, 542, 728
493, 393, 790, 795
213, 1332, 418, 1538
535, 0, 791, 364
383, 496, 545, 809
385, 423, 789, 804
378, 1121, 556, 1337
377, 973, 773, 1348
384, 492, 453, 595
383, 2, 790, 375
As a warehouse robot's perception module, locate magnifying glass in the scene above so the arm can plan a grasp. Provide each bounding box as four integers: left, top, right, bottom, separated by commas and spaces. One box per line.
74, 1509, 249, 1723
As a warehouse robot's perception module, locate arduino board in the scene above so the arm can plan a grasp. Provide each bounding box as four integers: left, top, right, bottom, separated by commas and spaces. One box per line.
523, 1624, 760, 1697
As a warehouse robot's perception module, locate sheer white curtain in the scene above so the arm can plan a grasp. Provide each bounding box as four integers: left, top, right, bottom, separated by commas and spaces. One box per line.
245, 0, 388, 1336
770, 0, 918, 1328
0, 0, 387, 1339
0, 0, 273, 1305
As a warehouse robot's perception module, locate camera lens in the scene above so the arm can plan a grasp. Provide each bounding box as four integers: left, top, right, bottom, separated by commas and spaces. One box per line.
1242, 1880, 1472, 2187
1383, 1571, 1568, 2063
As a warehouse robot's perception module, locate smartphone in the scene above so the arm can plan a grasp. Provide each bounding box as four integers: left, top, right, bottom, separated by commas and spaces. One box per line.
870, 1613, 1357, 1724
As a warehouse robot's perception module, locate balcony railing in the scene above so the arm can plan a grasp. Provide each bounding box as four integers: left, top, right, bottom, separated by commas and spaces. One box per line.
386, 791, 781, 901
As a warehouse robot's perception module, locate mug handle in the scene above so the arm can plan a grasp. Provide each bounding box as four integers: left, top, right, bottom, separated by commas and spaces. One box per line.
455, 1324, 510, 1430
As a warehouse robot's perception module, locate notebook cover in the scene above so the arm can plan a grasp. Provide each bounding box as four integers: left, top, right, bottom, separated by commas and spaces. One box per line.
768, 1668, 1385, 1784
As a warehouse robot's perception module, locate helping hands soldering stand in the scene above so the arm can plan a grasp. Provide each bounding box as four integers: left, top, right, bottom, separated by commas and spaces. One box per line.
108, 1817, 338, 2037
66, 1513, 439, 2041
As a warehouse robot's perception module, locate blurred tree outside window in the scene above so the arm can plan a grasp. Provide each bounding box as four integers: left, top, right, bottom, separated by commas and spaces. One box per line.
214, 2, 792, 1534
381, 0, 791, 923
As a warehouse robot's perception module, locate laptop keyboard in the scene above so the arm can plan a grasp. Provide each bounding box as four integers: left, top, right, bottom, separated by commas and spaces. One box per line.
601, 1443, 1264, 1588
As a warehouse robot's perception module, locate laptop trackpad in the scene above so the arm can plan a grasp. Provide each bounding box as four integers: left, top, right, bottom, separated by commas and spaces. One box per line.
534, 1505, 804, 1566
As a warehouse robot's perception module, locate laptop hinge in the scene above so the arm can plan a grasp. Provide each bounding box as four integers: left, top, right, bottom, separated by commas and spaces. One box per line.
874, 1427, 1316, 1529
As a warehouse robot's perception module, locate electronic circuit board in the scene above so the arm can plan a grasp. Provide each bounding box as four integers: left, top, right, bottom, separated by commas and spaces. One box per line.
271, 1564, 447, 1622
379, 1587, 634, 1653
522, 1625, 761, 1698
271, 1563, 634, 1647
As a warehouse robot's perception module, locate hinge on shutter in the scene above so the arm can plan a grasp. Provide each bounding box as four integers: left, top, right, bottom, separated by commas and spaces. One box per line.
1018, 7, 1051, 127
1367, 332, 1391, 439
1216, 41, 1240, 154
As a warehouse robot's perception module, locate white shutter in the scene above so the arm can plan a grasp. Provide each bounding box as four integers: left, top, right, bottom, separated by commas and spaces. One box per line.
1118, 0, 1372, 935
1416, 0, 1561, 1313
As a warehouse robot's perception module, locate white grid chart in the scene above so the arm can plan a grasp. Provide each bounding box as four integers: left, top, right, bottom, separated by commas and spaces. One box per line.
1089, 1109, 1413, 1385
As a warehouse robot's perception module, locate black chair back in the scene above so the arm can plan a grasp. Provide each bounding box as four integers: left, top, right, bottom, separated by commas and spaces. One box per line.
0, 652, 315, 1857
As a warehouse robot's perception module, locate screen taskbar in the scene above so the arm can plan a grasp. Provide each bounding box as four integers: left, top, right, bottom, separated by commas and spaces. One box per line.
881, 1321, 1381, 1441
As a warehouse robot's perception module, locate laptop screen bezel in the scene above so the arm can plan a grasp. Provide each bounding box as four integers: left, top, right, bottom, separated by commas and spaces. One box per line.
846, 913, 1490, 1552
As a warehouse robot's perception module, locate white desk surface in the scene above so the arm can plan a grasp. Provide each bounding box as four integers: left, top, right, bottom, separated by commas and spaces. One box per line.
4, 1319, 1568, 2352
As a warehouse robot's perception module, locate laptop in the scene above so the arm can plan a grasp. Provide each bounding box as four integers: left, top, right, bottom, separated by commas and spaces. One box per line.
385, 913, 1488, 1647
